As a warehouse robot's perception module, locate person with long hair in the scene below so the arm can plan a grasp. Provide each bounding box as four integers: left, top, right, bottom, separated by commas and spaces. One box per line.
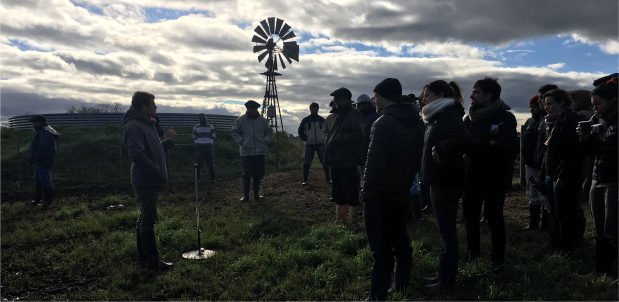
577, 78, 618, 275
419, 80, 472, 289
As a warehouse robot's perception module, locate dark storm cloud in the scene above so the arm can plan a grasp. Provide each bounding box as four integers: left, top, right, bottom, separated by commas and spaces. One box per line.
0, 89, 87, 121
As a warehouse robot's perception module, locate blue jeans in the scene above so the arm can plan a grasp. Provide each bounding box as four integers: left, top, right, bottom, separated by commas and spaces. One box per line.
410, 174, 420, 196
303, 144, 325, 167
431, 186, 460, 258
33, 163, 53, 187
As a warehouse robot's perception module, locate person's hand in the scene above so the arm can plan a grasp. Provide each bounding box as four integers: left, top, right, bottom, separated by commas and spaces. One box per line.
166, 128, 177, 141
576, 124, 590, 141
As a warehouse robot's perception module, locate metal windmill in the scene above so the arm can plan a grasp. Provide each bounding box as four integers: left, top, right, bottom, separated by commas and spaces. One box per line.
252, 17, 299, 168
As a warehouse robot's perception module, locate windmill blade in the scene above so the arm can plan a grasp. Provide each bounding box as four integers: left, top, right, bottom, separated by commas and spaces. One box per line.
278, 54, 286, 69
267, 17, 275, 35
274, 18, 284, 36
283, 45, 299, 62
283, 41, 297, 47
258, 50, 269, 62
281, 50, 293, 64
279, 23, 291, 38
281, 31, 296, 41
260, 20, 270, 37
254, 25, 268, 40
253, 45, 267, 53
273, 54, 278, 71
252, 35, 267, 44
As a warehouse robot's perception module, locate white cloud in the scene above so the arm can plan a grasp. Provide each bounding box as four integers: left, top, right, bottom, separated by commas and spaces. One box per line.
546, 63, 565, 69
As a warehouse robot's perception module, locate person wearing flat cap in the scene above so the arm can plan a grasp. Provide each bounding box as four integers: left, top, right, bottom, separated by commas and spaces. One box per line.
324, 87, 364, 230
231, 100, 274, 201
28, 114, 60, 207
362, 78, 425, 300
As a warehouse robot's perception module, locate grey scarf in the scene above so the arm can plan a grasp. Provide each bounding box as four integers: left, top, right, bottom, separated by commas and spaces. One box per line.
468, 98, 507, 122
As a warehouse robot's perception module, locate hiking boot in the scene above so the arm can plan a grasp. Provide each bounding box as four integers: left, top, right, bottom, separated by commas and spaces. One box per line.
31, 184, 43, 205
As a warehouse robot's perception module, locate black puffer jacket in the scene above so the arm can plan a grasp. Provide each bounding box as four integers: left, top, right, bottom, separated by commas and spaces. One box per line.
419, 101, 472, 189
463, 104, 518, 189
362, 103, 424, 202
522, 113, 543, 168
544, 110, 584, 183
324, 103, 364, 167
533, 117, 547, 171
582, 110, 618, 184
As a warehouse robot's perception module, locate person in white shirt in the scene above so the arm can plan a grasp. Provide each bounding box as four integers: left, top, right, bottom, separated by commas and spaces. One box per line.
193, 113, 217, 182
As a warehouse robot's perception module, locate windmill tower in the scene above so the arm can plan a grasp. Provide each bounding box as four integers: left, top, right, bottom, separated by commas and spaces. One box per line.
251, 17, 299, 167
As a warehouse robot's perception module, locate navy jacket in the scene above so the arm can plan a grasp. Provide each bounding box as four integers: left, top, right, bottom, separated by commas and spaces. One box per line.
463, 104, 518, 189
28, 123, 60, 169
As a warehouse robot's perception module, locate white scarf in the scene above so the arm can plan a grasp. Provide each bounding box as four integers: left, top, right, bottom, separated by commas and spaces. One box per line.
422, 98, 455, 123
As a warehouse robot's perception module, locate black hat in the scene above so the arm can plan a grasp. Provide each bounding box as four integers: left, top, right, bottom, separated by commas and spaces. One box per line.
374, 78, 402, 103
245, 100, 261, 109
330, 87, 352, 99
29, 114, 46, 123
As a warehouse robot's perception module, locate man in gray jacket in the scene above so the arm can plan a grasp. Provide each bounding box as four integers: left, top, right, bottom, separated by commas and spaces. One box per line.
123, 91, 176, 271
231, 100, 274, 201
324, 87, 364, 229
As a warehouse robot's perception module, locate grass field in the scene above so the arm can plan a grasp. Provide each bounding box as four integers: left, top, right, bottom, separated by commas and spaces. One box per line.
1, 126, 617, 301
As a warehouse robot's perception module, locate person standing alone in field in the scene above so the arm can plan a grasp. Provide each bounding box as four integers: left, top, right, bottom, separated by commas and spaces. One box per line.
231, 100, 274, 201
193, 113, 217, 183
28, 114, 60, 207
297, 102, 330, 185
522, 95, 546, 230
324, 87, 364, 229
463, 77, 517, 273
123, 91, 176, 271
362, 78, 424, 300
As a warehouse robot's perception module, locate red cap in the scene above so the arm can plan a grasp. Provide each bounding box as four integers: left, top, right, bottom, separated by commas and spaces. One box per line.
529, 95, 539, 106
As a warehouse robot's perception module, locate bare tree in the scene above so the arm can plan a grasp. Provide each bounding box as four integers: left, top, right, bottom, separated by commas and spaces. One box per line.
66, 102, 127, 114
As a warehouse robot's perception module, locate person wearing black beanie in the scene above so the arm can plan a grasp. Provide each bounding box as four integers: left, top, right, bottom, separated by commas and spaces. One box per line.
373, 78, 402, 103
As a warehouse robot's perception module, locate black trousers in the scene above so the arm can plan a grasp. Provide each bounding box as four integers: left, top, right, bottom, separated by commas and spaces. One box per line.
331, 166, 359, 206
463, 186, 506, 263
242, 155, 265, 196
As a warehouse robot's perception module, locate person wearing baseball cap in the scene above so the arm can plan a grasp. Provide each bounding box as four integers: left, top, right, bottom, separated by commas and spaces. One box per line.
28, 114, 60, 207
324, 87, 364, 230
522, 95, 546, 231
231, 100, 273, 201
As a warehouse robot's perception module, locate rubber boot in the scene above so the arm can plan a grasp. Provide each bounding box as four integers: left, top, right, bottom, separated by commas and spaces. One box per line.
136, 227, 147, 264
524, 204, 541, 230
539, 208, 548, 231
368, 270, 392, 301
209, 167, 216, 183
390, 264, 412, 294
31, 184, 43, 205
348, 205, 359, 231
411, 194, 422, 223
334, 205, 347, 225
253, 178, 263, 200
140, 231, 173, 271
593, 239, 613, 276
240, 177, 250, 201
302, 166, 310, 186
324, 166, 332, 184
426, 254, 458, 290
42, 187, 53, 207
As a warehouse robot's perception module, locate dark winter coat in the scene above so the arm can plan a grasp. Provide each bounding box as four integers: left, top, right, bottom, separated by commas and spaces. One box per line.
362, 103, 424, 202
360, 105, 380, 161
543, 110, 583, 183
463, 104, 518, 189
123, 106, 169, 187
533, 118, 548, 171
522, 113, 544, 168
298, 114, 326, 145
28, 122, 60, 169
419, 101, 472, 189
582, 111, 618, 184
324, 104, 364, 168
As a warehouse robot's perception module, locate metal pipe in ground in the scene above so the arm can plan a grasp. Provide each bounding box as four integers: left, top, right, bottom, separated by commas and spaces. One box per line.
182, 164, 215, 260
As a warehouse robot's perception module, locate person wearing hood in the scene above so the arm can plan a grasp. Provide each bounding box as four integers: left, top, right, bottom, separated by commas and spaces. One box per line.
540, 88, 586, 253
324, 87, 364, 229
123, 91, 176, 271
193, 113, 217, 183
522, 95, 546, 230
362, 78, 424, 300
577, 78, 618, 276
462, 77, 517, 272
418, 80, 472, 290
28, 114, 60, 207
230, 100, 274, 201
298, 102, 330, 185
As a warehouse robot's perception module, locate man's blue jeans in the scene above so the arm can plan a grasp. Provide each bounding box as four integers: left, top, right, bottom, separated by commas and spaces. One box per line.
303, 144, 325, 167
33, 163, 53, 187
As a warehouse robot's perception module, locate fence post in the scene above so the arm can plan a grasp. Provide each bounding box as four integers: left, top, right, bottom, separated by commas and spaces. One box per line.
520, 125, 526, 188
69, 136, 74, 186
16, 137, 20, 188
119, 134, 123, 181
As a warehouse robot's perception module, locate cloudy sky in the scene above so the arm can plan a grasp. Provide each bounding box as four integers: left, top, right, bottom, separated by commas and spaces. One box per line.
1, 0, 617, 132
